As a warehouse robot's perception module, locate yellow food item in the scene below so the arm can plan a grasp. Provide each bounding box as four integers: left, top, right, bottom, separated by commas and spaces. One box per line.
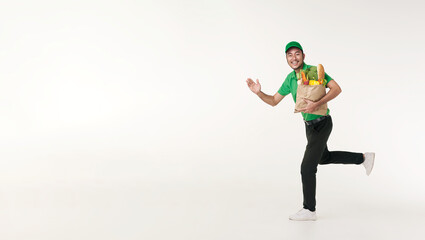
309, 80, 320, 85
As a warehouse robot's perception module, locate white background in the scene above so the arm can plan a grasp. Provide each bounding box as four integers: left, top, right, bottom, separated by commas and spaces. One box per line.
0, 0, 424, 239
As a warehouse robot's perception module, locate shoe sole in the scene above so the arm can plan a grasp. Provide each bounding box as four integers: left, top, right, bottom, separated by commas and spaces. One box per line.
366, 153, 375, 176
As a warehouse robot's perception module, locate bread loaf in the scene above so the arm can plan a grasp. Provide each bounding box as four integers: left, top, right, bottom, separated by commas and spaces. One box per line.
317, 64, 325, 80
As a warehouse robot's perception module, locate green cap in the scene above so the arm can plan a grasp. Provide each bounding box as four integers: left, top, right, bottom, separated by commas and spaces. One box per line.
285, 41, 303, 53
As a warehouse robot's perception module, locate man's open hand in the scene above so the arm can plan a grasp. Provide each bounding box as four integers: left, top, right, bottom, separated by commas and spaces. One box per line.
246, 78, 261, 95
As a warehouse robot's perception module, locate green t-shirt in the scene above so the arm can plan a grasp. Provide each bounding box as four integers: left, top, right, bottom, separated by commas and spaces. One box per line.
278, 63, 333, 121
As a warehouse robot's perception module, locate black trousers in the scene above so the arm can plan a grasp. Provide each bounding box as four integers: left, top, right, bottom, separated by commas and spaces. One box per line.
301, 115, 364, 212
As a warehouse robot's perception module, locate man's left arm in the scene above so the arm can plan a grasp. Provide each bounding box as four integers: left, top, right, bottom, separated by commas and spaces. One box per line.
301, 80, 342, 113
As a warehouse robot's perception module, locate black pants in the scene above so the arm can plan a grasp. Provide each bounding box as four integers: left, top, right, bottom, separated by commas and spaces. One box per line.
301, 115, 364, 211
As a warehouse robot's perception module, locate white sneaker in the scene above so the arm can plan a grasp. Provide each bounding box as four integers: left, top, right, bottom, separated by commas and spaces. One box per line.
289, 208, 317, 221
363, 152, 375, 176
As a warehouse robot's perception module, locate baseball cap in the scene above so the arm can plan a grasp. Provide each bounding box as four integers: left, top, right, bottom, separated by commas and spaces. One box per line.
285, 41, 303, 53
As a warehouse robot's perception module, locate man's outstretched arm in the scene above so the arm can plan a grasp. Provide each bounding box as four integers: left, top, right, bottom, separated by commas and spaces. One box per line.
246, 78, 285, 107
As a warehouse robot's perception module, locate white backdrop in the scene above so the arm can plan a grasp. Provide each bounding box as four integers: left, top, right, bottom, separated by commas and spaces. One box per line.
0, 0, 424, 239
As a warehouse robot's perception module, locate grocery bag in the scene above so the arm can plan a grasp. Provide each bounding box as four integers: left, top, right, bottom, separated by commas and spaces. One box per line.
294, 84, 328, 116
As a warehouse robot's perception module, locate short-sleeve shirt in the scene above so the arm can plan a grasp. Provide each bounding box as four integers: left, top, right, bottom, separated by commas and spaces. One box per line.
278, 62, 333, 121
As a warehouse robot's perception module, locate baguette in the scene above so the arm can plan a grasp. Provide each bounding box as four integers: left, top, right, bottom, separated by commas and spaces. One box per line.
317, 64, 325, 80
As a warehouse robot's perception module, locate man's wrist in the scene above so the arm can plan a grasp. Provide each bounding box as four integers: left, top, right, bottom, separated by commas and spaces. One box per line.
315, 99, 324, 107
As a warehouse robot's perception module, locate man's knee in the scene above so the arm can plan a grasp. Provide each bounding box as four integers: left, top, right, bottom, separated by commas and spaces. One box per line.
301, 162, 317, 175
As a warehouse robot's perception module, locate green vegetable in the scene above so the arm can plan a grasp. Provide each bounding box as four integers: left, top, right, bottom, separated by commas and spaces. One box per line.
302, 66, 318, 81
296, 72, 301, 80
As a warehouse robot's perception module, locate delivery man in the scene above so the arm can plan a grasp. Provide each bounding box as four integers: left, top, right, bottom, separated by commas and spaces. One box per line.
246, 41, 375, 221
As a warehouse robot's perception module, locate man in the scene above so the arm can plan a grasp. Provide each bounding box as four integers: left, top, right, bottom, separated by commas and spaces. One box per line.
246, 41, 375, 221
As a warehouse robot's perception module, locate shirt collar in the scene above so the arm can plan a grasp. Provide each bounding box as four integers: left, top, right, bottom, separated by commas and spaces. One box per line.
302, 62, 309, 71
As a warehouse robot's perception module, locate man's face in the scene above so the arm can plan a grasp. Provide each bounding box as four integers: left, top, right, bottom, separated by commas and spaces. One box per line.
285, 47, 305, 71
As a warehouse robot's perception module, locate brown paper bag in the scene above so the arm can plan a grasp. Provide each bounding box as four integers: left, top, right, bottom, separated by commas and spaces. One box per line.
294, 84, 328, 116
